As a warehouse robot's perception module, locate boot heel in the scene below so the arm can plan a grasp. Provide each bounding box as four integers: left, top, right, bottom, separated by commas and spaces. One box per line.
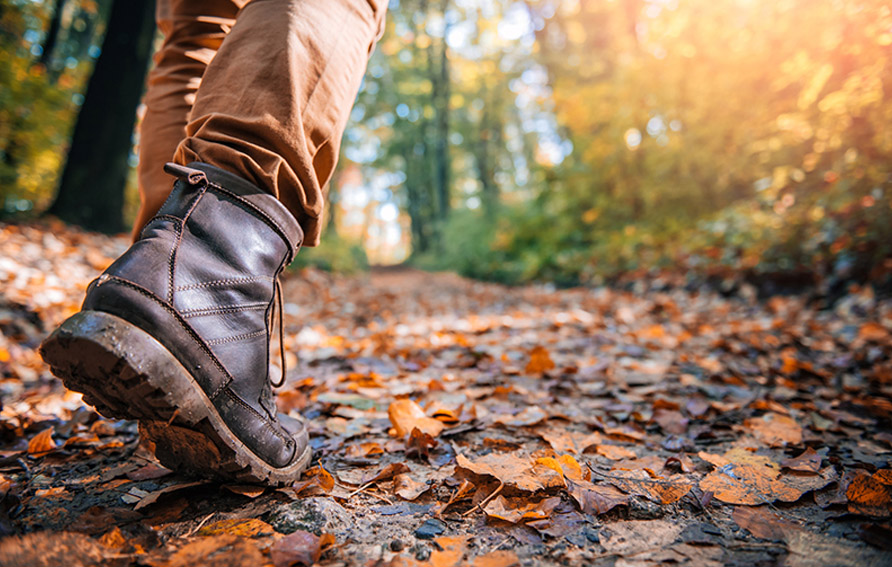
39, 310, 205, 424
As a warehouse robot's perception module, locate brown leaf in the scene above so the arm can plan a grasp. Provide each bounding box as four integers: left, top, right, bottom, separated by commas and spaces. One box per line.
293, 466, 336, 497
427, 536, 468, 567
133, 481, 207, 511
744, 413, 802, 447
362, 462, 411, 485
535, 455, 587, 482
394, 473, 430, 501
222, 484, 267, 498
270, 531, 328, 567
596, 444, 637, 461
846, 470, 892, 517
472, 550, 520, 567
27, 427, 56, 457
700, 460, 835, 506
567, 478, 629, 515
483, 495, 561, 523
389, 399, 445, 438
198, 518, 275, 537
732, 507, 795, 540
605, 469, 693, 504
439, 479, 476, 515
494, 406, 548, 427
97, 527, 127, 550
780, 447, 822, 474
536, 427, 601, 455
456, 452, 563, 492
525, 346, 555, 374
344, 442, 384, 459
407, 427, 438, 459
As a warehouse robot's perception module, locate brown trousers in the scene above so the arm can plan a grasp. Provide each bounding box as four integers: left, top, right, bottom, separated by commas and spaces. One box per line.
134, 0, 386, 245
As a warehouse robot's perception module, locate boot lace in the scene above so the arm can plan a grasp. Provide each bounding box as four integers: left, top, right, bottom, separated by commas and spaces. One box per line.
270, 277, 287, 388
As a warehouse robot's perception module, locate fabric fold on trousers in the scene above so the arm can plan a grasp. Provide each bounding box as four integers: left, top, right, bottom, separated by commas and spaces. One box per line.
135, 0, 386, 245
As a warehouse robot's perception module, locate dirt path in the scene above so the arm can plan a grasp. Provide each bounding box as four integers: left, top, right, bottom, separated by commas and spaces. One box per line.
0, 221, 890, 566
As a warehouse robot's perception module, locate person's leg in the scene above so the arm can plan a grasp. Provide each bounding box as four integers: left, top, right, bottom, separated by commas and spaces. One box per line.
42, 0, 387, 485
174, 0, 387, 246
132, 0, 244, 241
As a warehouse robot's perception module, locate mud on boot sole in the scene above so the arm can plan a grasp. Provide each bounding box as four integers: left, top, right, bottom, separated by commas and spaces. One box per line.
39, 310, 311, 486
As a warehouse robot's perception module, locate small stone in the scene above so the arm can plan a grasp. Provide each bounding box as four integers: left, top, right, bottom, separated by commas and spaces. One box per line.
267, 497, 350, 536
390, 539, 404, 552
414, 518, 446, 540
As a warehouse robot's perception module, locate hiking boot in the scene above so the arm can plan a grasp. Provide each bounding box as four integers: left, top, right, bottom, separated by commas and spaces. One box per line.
40, 163, 311, 485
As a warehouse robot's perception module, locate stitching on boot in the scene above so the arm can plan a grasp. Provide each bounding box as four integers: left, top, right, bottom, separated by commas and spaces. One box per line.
166, 219, 183, 304
101, 275, 234, 397
205, 329, 267, 346
180, 303, 268, 318
175, 276, 274, 291
170, 184, 208, 304
221, 387, 294, 447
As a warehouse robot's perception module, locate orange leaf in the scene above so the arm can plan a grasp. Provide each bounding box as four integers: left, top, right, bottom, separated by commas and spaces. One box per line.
483, 495, 560, 523
596, 445, 636, 461
388, 399, 445, 438
745, 413, 802, 447
472, 550, 520, 567
846, 470, 892, 517
293, 466, 335, 497
28, 428, 56, 457
525, 346, 555, 374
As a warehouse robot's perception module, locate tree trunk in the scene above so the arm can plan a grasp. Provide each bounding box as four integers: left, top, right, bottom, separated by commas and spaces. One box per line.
46, 0, 155, 233
36, 0, 68, 76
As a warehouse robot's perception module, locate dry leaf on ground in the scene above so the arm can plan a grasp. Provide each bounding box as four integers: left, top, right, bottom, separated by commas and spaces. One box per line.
389, 399, 445, 438
456, 453, 563, 492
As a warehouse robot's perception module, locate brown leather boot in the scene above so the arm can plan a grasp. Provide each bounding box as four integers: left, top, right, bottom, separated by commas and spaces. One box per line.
40, 163, 311, 485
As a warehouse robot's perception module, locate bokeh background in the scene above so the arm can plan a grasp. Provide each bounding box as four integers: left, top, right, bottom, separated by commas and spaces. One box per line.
1, 0, 891, 291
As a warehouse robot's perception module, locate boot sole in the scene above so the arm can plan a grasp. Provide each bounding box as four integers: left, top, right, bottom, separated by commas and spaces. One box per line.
39, 310, 311, 486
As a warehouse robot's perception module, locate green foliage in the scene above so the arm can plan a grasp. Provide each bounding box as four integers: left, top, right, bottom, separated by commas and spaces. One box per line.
291, 233, 369, 275
0, 0, 101, 216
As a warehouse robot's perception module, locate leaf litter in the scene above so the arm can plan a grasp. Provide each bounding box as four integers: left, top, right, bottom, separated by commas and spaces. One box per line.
0, 221, 890, 565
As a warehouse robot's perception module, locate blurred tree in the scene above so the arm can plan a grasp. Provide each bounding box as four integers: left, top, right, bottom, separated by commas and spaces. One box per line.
46, 0, 155, 233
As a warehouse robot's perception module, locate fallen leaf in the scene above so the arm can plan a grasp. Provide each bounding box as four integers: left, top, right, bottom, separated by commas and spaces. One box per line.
394, 473, 431, 501
846, 470, 892, 517
344, 442, 384, 459
428, 536, 468, 567
732, 507, 795, 540
596, 444, 637, 461
567, 478, 629, 515
525, 346, 555, 374
494, 406, 548, 427
222, 485, 266, 498
198, 518, 275, 537
270, 531, 334, 567
407, 427, 438, 459
27, 427, 56, 457
536, 427, 601, 455
361, 462, 412, 485
472, 550, 520, 567
98, 527, 127, 549
780, 448, 822, 474
293, 466, 335, 497
745, 413, 803, 447
133, 481, 207, 511
456, 453, 563, 492
389, 399, 445, 437
700, 461, 835, 505
483, 495, 561, 523
605, 469, 694, 504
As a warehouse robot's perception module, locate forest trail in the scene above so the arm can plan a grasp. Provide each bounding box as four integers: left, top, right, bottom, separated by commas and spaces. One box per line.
0, 221, 890, 566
